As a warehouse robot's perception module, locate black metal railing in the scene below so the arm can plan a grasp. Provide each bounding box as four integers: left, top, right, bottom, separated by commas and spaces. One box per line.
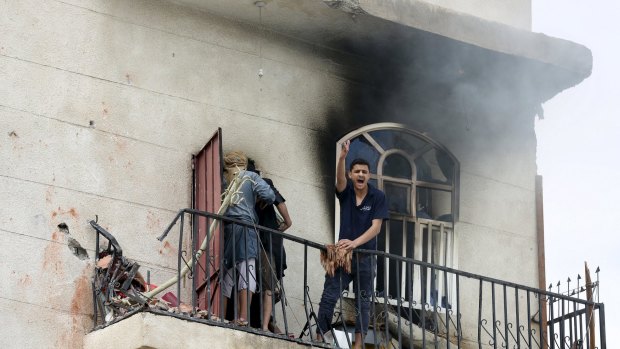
90, 209, 607, 349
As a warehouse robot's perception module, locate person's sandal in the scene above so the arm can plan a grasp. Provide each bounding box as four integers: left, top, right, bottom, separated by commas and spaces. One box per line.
233, 318, 248, 327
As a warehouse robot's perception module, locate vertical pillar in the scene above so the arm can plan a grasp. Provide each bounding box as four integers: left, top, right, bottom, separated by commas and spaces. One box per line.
535, 175, 549, 348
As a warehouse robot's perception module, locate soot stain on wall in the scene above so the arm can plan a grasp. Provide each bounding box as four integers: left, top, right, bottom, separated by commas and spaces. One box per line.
314, 25, 550, 221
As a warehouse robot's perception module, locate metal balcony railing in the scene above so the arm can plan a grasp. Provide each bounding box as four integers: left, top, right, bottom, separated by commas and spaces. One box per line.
90, 209, 606, 349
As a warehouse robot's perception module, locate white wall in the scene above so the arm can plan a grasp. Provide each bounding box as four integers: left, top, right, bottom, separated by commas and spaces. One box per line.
0, 0, 354, 346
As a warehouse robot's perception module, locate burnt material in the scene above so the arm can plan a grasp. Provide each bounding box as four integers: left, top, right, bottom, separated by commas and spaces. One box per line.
90, 220, 148, 325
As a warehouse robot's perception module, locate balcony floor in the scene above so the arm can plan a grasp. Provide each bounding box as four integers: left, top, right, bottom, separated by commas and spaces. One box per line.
84, 310, 318, 349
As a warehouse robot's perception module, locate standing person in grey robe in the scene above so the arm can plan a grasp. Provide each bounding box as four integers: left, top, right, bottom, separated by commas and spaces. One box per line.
221, 151, 274, 326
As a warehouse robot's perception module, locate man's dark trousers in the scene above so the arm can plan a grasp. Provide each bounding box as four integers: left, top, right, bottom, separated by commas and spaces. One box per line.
317, 255, 375, 335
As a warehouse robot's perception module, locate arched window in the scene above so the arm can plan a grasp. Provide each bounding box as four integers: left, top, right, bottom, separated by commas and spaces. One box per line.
337, 123, 459, 307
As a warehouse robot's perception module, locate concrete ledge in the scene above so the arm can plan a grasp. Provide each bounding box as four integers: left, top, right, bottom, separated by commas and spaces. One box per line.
359, 0, 592, 78
84, 312, 309, 349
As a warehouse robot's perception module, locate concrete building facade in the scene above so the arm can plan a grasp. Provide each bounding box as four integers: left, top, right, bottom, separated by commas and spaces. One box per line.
0, 0, 591, 348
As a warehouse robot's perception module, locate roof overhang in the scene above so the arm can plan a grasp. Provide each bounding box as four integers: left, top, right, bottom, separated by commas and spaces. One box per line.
357, 0, 592, 79
171, 0, 592, 102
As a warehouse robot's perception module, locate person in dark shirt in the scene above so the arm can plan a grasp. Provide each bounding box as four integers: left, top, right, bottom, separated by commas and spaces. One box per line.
316, 140, 389, 348
247, 159, 293, 333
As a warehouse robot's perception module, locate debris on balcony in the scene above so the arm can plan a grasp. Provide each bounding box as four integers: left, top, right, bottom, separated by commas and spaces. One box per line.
90, 219, 225, 328
90, 220, 207, 324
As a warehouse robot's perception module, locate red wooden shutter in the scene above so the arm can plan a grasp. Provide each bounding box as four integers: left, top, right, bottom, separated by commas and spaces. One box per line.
193, 128, 223, 314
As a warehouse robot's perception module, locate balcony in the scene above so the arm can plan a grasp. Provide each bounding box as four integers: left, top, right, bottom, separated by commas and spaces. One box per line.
85, 209, 606, 349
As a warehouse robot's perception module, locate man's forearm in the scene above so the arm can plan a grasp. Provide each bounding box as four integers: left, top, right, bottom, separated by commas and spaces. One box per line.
353, 221, 382, 248
336, 155, 347, 192
276, 202, 292, 230
336, 140, 349, 192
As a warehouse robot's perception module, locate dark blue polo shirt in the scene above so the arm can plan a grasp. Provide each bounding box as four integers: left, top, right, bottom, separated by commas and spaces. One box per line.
336, 181, 389, 250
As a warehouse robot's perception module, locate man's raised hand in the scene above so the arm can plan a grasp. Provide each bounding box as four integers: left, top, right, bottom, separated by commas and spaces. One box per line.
340, 140, 350, 159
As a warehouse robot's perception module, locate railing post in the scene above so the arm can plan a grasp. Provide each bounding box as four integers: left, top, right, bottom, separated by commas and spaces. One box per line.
93, 230, 100, 328
526, 291, 532, 349
383, 253, 390, 347
395, 256, 403, 348
456, 274, 461, 349
514, 288, 520, 349
302, 245, 310, 337
478, 279, 483, 349
560, 298, 566, 349
406, 258, 414, 349
549, 294, 555, 349
444, 266, 450, 349
204, 214, 211, 316
503, 285, 509, 349
491, 282, 497, 349
432, 263, 439, 348
191, 213, 198, 313
219, 219, 225, 320
421, 264, 427, 348
176, 213, 185, 309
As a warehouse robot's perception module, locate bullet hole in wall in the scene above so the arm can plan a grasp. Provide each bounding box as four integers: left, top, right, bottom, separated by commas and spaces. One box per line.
57, 223, 89, 260
58, 223, 69, 234
68, 237, 89, 260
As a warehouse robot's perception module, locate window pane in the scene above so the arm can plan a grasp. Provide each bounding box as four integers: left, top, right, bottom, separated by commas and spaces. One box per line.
415, 155, 433, 182
369, 129, 426, 155
346, 136, 380, 174
416, 148, 454, 184
416, 187, 452, 220
383, 153, 412, 178
385, 182, 411, 214
376, 218, 405, 299
388, 219, 404, 298
435, 149, 455, 182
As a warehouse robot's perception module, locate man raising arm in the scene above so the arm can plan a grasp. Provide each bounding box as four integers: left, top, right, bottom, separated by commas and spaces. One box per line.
316, 139, 389, 349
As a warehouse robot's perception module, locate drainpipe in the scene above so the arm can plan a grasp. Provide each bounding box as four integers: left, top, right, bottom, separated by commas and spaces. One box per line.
535, 175, 549, 348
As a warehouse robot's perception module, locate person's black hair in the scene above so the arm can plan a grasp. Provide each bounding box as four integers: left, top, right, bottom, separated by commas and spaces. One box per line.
247, 158, 260, 175
349, 158, 370, 171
